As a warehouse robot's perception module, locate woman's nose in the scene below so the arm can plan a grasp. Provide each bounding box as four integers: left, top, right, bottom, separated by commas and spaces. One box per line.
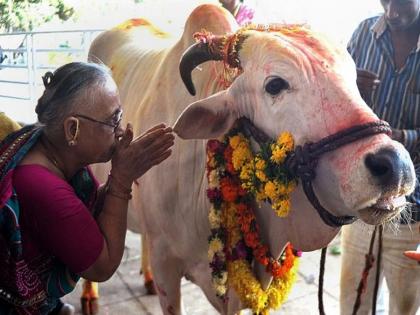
115, 123, 125, 137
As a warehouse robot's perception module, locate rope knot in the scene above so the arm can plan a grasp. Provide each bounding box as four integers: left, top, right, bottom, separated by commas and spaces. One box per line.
286, 143, 317, 181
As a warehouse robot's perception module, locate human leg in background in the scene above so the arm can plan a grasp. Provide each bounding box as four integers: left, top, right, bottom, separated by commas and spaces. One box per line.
382, 222, 420, 315
340, 222, 385, 315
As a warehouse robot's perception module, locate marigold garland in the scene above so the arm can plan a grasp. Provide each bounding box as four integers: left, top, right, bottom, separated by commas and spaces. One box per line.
206, 127, 301, 314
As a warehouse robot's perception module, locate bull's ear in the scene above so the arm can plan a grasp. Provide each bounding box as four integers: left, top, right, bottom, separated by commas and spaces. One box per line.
174, 91, 237, 139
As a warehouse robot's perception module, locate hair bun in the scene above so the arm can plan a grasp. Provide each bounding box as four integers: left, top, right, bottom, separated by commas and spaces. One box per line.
35, 97, 47, 118
42, 71, 54, 88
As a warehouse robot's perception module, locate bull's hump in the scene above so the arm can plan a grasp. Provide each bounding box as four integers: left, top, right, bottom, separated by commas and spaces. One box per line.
182, 4, 237, 43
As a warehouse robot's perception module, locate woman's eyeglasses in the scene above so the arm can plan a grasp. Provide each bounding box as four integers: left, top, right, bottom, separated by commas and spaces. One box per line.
75, 110, 123, 133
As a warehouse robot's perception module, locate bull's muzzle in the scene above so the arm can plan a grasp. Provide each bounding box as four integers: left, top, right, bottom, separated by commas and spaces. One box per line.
365, 147, 414, 190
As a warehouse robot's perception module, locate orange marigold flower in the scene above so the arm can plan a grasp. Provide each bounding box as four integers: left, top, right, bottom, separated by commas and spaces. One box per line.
238, 216, 253, 233
220, 177, 238, 202
236, 203, 248, 213
244, 231, 259, 247
270, 261, 285, 278
224, 146, 235, 174
238, 211, 253, 225
258, 256, 270, 266
254, 245, 269, 266
240, 222, 251, 233
283, 259, 294, 270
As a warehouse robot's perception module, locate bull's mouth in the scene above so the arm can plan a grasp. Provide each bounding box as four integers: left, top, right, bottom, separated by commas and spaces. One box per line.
357, 195, 406, 225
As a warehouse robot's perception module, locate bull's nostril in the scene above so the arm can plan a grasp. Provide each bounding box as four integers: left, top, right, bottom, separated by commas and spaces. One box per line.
364, 148, 404, 188
365, 154, 390, 177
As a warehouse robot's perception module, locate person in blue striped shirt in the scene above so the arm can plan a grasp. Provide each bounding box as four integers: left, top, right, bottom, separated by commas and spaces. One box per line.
340, 1, 420, 314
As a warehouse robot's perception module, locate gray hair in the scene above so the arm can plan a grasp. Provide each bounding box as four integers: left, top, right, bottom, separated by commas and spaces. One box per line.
35, 61, 114, 135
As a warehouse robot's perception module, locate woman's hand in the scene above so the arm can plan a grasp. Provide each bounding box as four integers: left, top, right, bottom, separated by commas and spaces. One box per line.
83, 123, 174, 282
110, 123, 174, 187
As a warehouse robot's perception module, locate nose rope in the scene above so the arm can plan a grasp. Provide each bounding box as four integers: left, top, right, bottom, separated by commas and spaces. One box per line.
238, 117, 392, 227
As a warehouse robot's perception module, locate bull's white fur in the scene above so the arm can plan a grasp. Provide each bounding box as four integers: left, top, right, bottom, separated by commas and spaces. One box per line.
89, 4, 415, 314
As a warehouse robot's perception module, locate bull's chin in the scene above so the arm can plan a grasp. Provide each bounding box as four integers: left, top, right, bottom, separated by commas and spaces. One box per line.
357, 195, 406, 225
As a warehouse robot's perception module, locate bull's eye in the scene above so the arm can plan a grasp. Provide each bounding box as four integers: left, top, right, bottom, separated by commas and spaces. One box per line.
265, 77, 289, 95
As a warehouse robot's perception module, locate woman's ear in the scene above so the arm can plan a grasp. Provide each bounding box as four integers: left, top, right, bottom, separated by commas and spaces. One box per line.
63, 117, 79, 146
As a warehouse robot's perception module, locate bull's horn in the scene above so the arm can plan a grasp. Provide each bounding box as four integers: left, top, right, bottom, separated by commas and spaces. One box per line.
179, 38, 224, 96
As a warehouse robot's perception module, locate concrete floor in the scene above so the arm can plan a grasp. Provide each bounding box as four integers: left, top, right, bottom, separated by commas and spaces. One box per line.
63, 231, 345, 315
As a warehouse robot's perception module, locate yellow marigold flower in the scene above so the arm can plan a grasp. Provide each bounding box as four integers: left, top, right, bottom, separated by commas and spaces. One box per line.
241, 182, 253, 191
229, 135, 242, 149
208, 238, 224, 259
276, 183, 287, 195
224, 204, 237, 229
209, 238, 224, 253
208, 207, 221, 229
232, 145, 252, 170
241, 143, 253, 159
231, 151, 242, 170
228, 260, 267, 313
208, 170, 219, 188
277, 132, 294, 150
264, 181, 278, 200
256, 189, 266, 202
288, 181, 297, 192
230, 229, 242, 247
274, 199, 291, 217
271, 145, 287, 164
208, 156, 217, 168
215, 284, 227, 296
240, 163, 252, 181
276, 181, 296, 195
239, 170, 249, 181
214, 271, 228, 285
256, 170, 267, 182
255, 158, 266, 170
224, 205, 242, 245
227, 256, 298, 314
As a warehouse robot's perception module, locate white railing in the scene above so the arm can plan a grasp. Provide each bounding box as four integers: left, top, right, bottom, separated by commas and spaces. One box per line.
0, 29, 104, 103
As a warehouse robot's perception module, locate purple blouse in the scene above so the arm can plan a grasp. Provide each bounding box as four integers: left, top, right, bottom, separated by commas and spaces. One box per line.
13, 165, 103, 274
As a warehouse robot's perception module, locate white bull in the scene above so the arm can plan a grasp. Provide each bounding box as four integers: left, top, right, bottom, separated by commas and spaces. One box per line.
88, 4, 415, 315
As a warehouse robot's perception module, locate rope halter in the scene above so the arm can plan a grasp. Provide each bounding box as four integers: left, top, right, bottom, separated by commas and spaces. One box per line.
238, 117, 392, 227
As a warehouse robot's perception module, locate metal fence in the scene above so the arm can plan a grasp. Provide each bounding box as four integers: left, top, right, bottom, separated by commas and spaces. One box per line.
0, 29, 104, 103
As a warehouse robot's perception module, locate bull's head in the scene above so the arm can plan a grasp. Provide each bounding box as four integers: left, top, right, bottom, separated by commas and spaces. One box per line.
174, 25, 415, 226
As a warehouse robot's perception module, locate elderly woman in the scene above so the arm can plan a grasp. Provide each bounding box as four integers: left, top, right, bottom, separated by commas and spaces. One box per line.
0, 62, 174, 314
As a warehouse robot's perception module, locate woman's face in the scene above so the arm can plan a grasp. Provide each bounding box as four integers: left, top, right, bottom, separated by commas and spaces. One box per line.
74, 80, 124, 164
